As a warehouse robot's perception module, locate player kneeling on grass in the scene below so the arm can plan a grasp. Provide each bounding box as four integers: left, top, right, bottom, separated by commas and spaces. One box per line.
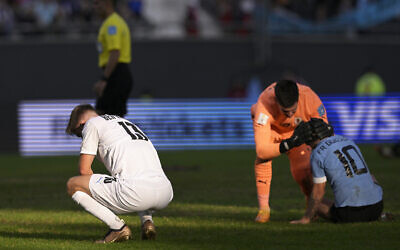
65, 104, 173, 243
291, 118, 383, 224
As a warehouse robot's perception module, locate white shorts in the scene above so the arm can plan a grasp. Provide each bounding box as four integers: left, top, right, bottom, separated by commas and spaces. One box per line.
89, 174, 173, 214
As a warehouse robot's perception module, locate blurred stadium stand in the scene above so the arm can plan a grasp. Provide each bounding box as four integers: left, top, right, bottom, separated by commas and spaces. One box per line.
0, 0, 400, 38
1, 0, 400, 153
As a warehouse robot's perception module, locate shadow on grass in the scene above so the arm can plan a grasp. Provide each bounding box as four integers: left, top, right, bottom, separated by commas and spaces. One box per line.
0, 222, 394, 249
0, 230, 95, 241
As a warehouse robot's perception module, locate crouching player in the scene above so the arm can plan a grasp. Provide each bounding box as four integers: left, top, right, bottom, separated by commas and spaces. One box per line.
65, 104, 173, 243
252, 80, 331, 222
291, 118, 383, 224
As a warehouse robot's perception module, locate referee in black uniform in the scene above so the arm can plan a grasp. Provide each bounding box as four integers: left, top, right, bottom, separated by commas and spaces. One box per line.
93, 0, 133, 117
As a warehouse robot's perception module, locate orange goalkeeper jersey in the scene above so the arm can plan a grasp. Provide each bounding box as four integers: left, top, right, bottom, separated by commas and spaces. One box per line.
252, 83, 328, 160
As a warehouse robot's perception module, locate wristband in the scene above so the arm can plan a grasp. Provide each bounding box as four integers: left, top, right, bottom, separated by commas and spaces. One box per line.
279, 140, 291, 154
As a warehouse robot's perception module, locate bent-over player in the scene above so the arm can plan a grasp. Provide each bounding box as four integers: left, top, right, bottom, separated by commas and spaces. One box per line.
291, 119, 383, 224
251, 79, 331, 222
66, 104, 173, 243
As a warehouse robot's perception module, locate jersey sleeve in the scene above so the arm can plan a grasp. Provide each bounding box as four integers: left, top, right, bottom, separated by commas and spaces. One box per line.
307, 89, 328, 123
104, 21, 122, 51
310, 152, 327, 184
252, 104, 281, 160
80, 121, 99, 155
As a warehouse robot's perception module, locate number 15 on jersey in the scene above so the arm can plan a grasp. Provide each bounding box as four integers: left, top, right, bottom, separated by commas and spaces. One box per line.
118, 121, 149, 141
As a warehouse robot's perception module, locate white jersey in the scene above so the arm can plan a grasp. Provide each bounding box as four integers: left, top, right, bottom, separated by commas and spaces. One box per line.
80, 115, 166, 180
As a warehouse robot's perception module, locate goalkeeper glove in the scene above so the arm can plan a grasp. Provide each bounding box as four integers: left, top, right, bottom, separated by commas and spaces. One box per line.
279, 122, 313, 153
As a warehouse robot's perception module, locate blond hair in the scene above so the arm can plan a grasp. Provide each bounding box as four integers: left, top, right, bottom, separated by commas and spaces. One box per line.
65, 104, 96, 135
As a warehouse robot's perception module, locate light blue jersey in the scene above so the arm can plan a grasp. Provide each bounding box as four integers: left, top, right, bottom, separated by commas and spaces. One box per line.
310, 135, 383, 207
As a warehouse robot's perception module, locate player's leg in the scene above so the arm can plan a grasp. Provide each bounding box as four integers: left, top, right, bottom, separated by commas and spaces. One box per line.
135, 178, 173, 239
254, 157, 272, 223
287, 144, 314, 198
66, 175, 131, 243
252, 104, 279, 223
138, 210, 156, 240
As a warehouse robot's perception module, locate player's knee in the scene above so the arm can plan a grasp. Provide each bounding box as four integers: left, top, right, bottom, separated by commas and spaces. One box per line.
66, 177, 78, 196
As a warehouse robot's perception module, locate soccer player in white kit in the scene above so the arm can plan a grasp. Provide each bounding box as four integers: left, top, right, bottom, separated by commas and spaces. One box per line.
65, 104, 173, 243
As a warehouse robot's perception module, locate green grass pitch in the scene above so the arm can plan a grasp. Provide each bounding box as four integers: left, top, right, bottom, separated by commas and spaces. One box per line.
0, 146, 399, 249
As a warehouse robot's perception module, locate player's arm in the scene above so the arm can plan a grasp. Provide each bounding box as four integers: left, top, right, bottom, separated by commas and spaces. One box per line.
290, 182, 326, 224
103, 23, 122, 80
254, 109, 310, 160
308, 89, 328, 123
79, 154, 95, 176
95, 49, 120, 97
103, 50, 120, 80
79, 121, 99, 175
95, 23, 122, 96
253, 108, 281, 160
291, 153, 328, 224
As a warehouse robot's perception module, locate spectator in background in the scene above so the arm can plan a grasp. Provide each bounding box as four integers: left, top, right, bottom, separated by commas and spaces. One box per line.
228, 79, 247, 99
237, 0, 254, 34
185, 0, 198, 35
355, 66, 386, 96
142, 0, 187, 38
32, 0, 59, 29
13, 0, 36, 25
128, 0, 142, 19
0, 0, 14, 35
246, 76, 262, 102
282, 69, 309, 87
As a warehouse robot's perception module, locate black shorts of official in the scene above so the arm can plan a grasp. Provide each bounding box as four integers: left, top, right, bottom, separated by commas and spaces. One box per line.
96, 63, 133, 117
329, 200, 383, 223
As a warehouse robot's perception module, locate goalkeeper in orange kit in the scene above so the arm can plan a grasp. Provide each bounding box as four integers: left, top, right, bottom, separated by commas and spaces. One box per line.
251, 79, 331, 223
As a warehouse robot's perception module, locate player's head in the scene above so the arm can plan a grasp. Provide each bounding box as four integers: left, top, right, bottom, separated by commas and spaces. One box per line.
93, 0, 116, 17
275, 80, 299, 118
306, 118, 334, 148
66, 104, 98, 138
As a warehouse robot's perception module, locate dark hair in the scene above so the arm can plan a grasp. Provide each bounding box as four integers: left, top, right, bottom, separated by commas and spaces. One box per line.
307, 118, 334, 144
66, 104, 96, 135
275, 80, 299, 108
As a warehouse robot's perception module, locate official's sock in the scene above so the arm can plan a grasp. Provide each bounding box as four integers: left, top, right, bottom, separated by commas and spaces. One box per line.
72, 191, 124, 230
138, 210, 153, 224
255, 160, 272, 210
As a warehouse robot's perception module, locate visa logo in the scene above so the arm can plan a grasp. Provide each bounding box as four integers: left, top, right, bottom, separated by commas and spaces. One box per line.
330, 100, 400, 140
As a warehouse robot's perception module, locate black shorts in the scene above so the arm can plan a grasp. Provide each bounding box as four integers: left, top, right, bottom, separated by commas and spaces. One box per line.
330, 200, 383, 223
96, 63, 133, 117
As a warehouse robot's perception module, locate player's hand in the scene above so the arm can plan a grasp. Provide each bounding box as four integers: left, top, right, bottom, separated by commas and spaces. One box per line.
310, 118, 334, 140
293, 121, 313, 146
93, 80, 107, 97
290, 216, 311, 225
279, 122, 312, 153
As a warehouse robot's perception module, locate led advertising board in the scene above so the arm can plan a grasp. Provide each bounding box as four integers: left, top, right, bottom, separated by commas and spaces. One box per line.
18, 96, 400, 156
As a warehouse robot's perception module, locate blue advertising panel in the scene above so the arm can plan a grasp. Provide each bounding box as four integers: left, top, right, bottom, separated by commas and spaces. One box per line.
18, 96, 400, 156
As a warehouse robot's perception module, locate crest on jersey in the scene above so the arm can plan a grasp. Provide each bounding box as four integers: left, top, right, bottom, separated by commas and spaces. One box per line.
318, 104, 326, 117
108, 25, 117, 35
257, 113, 269, 125
294, 117, 302, 125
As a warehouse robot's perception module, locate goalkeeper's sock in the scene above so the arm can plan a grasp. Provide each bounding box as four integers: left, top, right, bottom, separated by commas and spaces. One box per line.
255, 160, 272, 210
72, 191, 125, 230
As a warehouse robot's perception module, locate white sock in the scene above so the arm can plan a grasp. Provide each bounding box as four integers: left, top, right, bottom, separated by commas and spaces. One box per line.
138, 210, 153, 224
72, 191, 124, 230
